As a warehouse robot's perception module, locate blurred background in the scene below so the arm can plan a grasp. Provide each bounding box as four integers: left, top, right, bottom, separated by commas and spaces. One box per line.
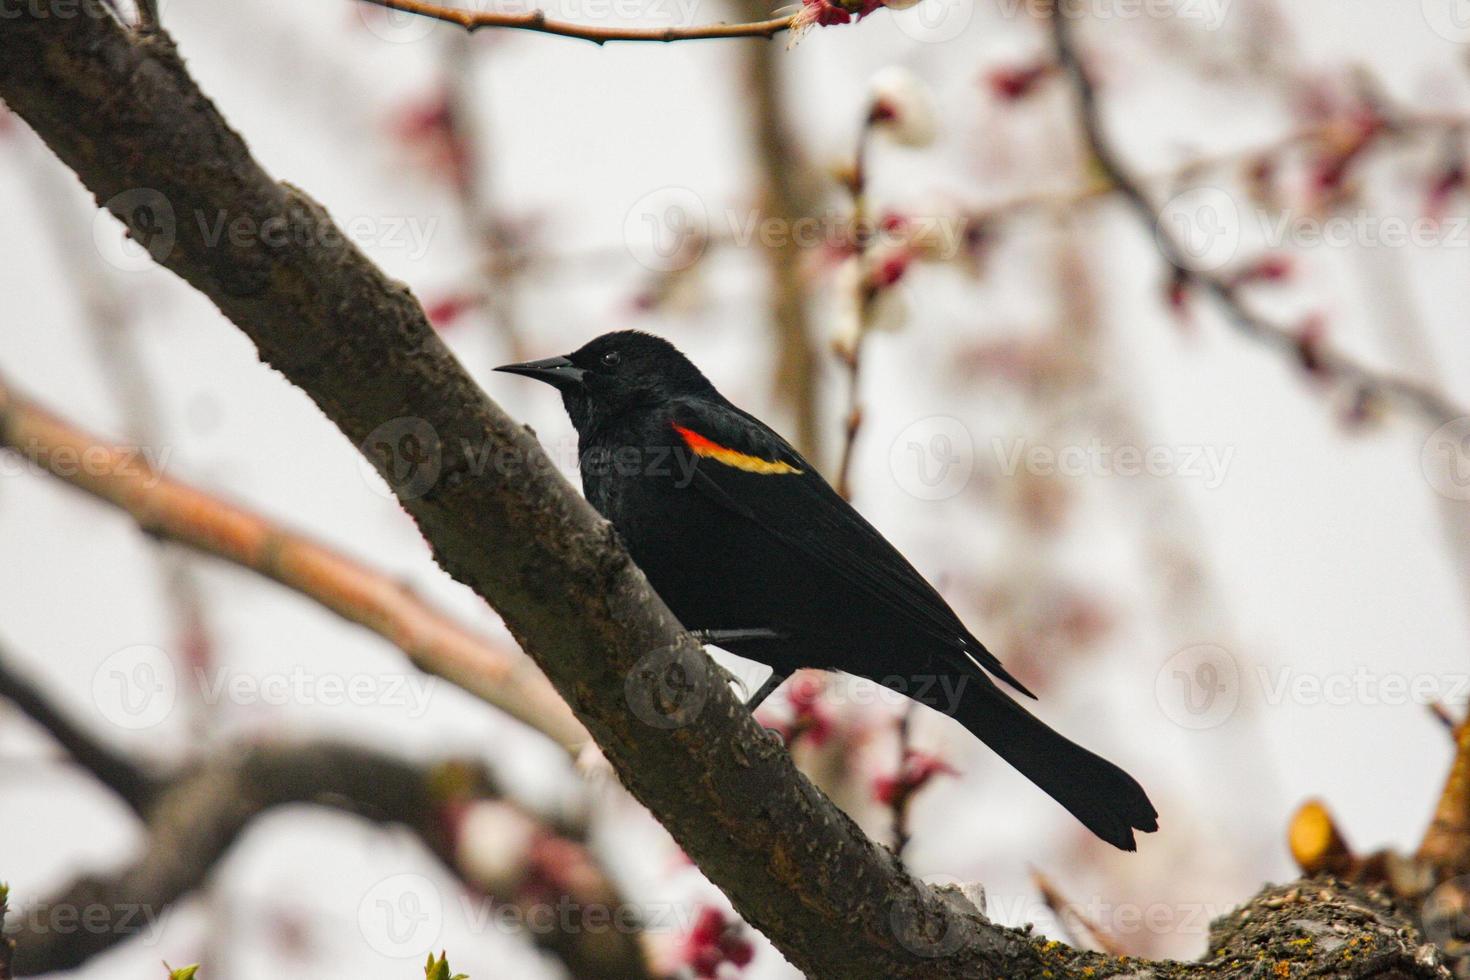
2, 0, 1470, 975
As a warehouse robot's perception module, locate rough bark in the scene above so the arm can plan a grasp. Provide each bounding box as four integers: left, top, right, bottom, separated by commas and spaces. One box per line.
0, 7, 1451, 978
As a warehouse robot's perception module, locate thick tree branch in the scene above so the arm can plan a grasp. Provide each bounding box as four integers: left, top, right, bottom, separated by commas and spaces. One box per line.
359, 0, 792, 44
0, 372, 589, 756
1048, 1, 1465, 427
0, 8, 1451, 978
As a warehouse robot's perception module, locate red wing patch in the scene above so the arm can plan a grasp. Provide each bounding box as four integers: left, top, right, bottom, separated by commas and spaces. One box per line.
672, 424, 802, 475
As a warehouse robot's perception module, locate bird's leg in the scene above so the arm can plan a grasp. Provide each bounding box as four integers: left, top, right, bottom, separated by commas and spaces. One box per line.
744, 669, 788, 712
690, 628, 786, 648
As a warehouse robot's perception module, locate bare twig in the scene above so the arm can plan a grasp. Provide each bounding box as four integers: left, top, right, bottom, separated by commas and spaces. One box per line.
359, 0, 792, 44
1049, 1, 1465, 427
1030, 868, 1125, 956
0, 373, 590, 756
834, 125, 877, 501
889, 703, 915, 857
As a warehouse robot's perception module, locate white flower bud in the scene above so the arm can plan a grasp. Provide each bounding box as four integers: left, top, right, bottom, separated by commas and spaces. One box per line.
455, 801, 538, 893
868, 66, 936, 148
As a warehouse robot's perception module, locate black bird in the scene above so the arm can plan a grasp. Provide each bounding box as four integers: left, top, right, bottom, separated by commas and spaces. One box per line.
497, 330, 1157, 850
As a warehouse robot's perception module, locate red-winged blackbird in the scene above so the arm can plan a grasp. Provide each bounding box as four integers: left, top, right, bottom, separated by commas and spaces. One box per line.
498, 330, 1157, 850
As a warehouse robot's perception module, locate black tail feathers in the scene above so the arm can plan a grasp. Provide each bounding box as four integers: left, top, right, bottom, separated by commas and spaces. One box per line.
952, 680, 1158, 850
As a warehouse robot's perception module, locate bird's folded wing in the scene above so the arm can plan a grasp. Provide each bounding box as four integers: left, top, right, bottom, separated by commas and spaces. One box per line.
672, 401, 1035, 698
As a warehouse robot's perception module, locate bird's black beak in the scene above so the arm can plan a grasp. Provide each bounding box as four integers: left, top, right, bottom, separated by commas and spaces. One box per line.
493, 354, 586, 390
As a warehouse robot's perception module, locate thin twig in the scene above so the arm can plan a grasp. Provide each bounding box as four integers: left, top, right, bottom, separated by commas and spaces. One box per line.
1049, 1, 1465, 427
1030, 868, 1125, 956
0, 373, 590, 756
834, 124, 877, 501
359, 0, 792, 44
890, 703, 915, 857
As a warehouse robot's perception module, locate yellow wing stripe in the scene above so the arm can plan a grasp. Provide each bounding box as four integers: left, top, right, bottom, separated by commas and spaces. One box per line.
673, 424, 803, 476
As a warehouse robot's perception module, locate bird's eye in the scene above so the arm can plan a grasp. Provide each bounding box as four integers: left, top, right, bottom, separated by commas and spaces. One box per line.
600, 351, 621, 368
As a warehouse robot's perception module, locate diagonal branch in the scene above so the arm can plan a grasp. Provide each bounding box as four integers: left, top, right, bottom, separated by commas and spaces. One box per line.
1048, 0, 1464, 427
0, 373, 589, 756
0, 641, 639, 976
5, 738, 647, 978
0, 642, 157, 815
359, 0, 792, 44
0, 8, 1451, 978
